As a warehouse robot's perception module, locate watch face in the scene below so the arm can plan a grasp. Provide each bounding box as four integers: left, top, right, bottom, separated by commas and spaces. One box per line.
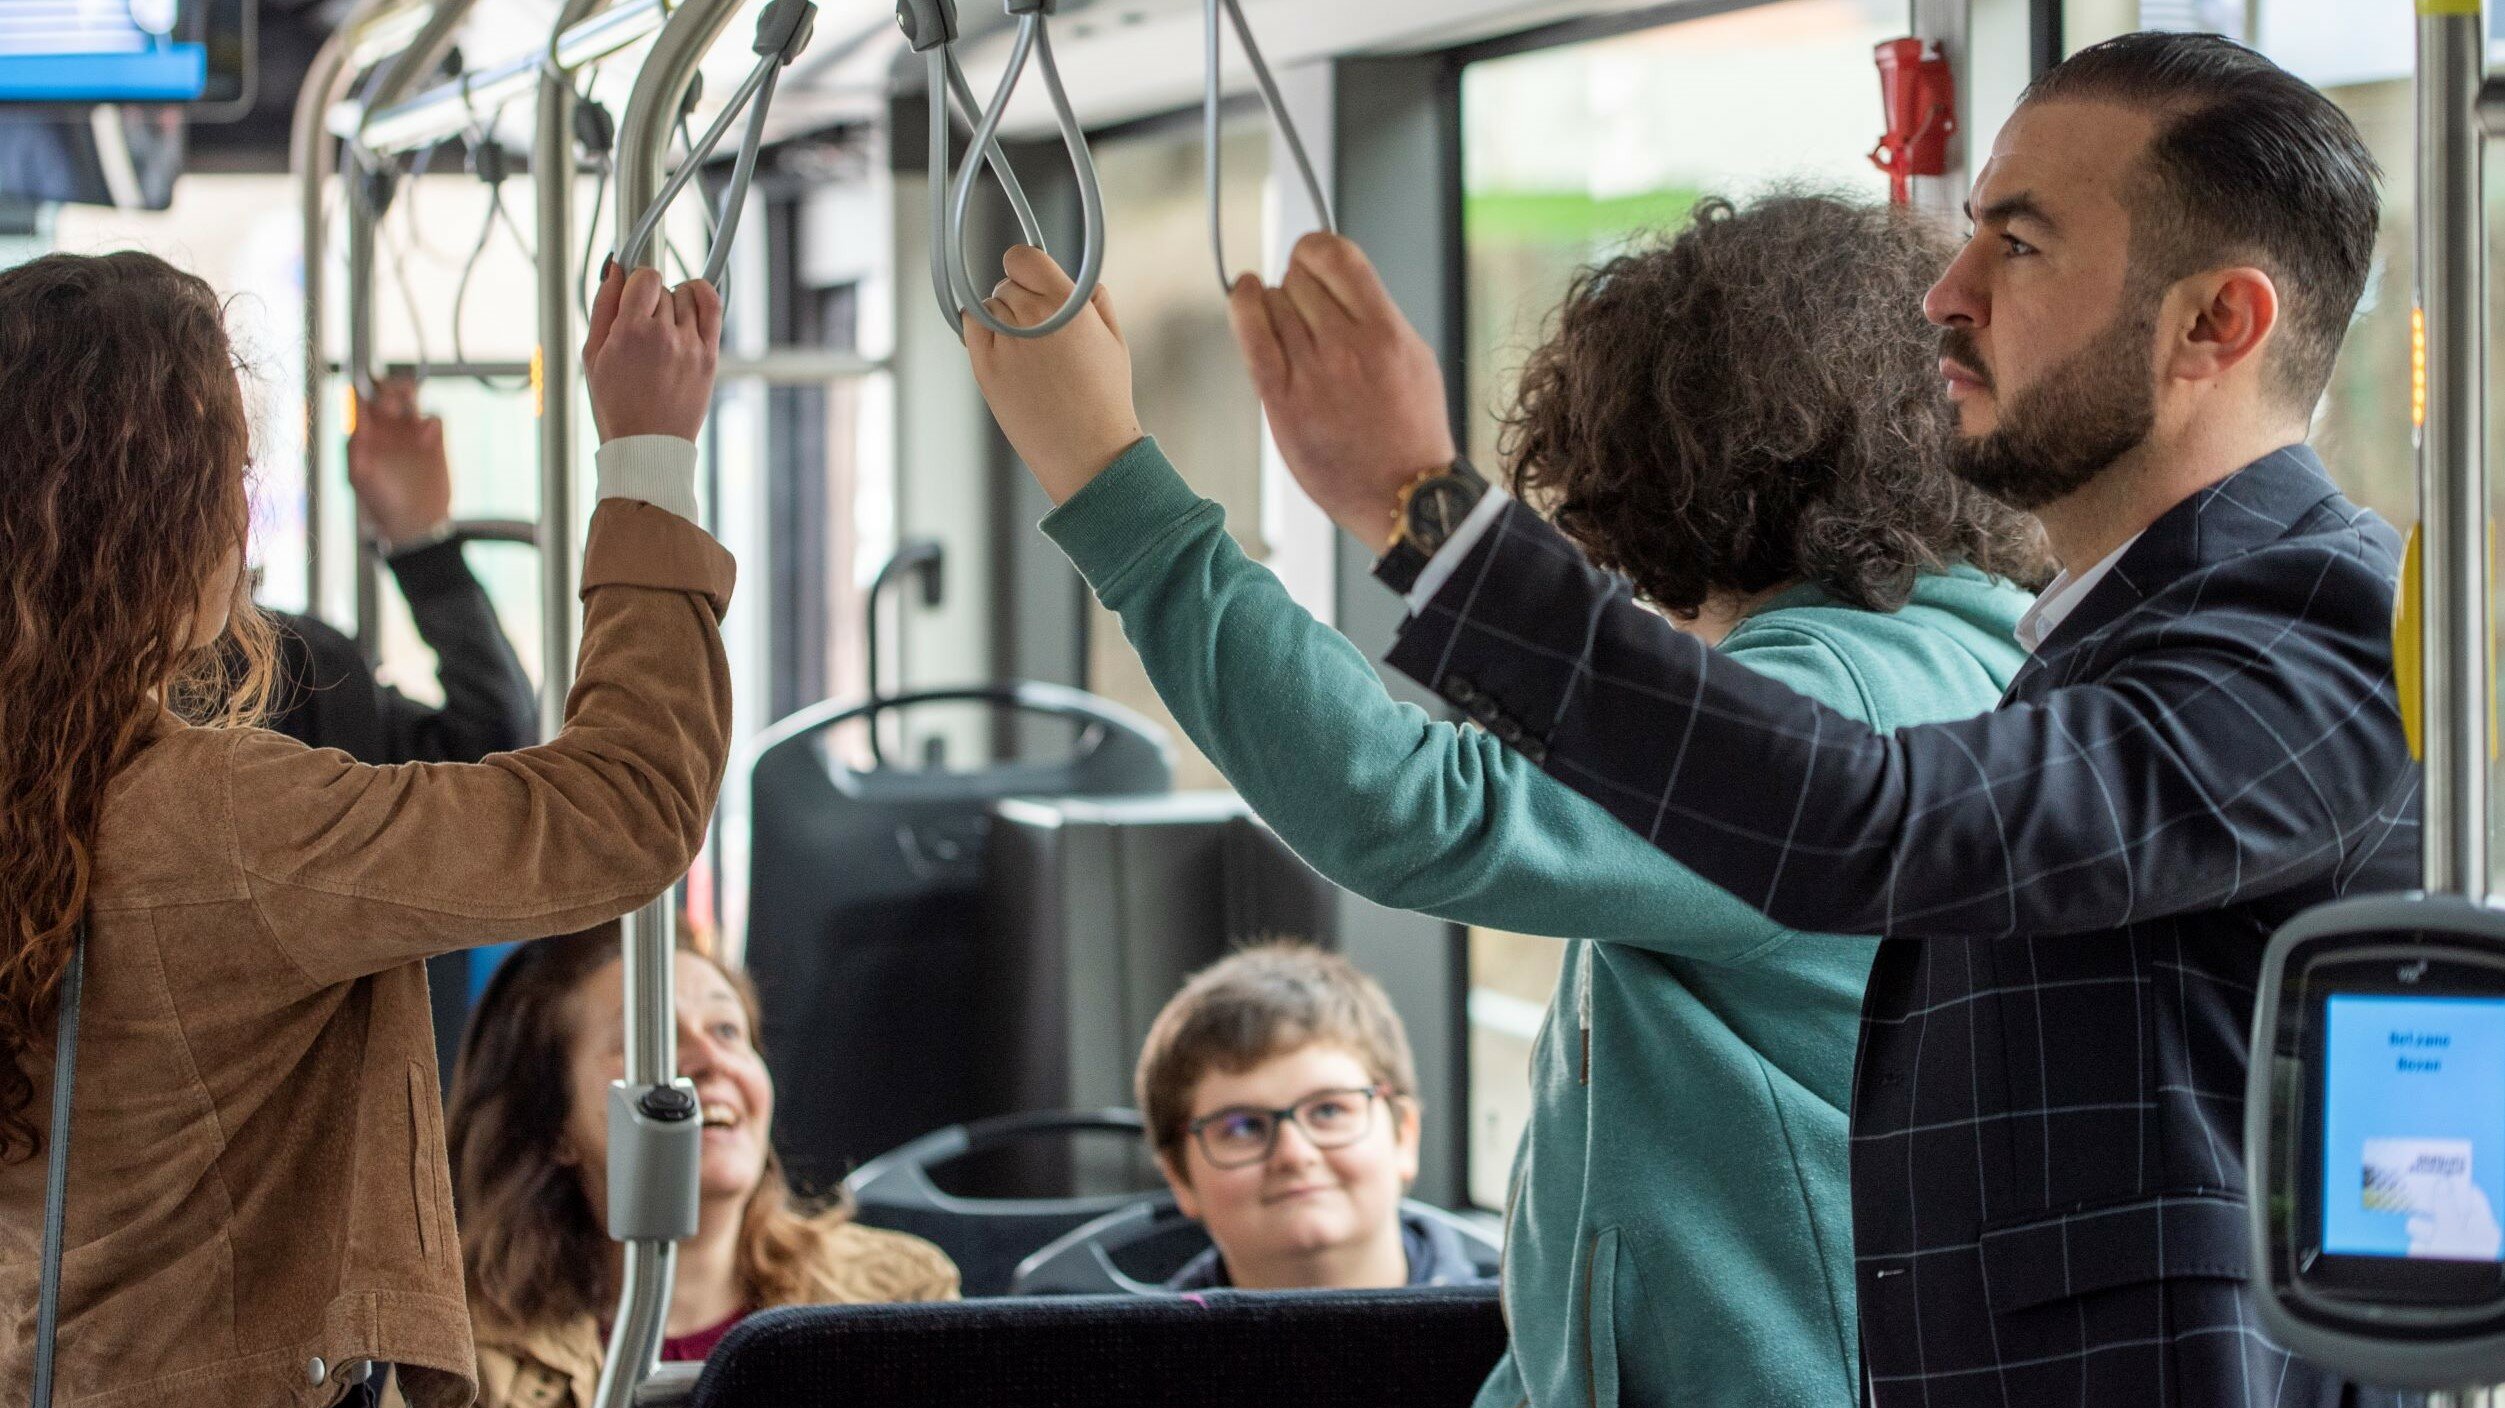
1411, 477, 1479, 549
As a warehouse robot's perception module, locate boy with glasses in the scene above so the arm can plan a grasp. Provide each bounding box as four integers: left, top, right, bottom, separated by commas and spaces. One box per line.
1136, 942, 1485, 1291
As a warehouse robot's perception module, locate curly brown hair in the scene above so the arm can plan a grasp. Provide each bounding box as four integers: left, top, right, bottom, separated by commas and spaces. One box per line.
448, 926, 867, 1334
1505, 192, 2047, 618
0, 251, 275, 1162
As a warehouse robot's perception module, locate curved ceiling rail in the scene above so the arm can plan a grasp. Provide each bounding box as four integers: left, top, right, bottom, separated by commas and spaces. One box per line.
617, 0, 821, 286
353, 0, 677, 156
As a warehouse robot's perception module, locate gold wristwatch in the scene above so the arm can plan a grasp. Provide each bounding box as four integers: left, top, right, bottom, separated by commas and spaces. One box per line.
1373, 458, 1490, 596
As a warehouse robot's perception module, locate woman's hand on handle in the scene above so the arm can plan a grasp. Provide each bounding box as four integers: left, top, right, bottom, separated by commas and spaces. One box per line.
964, 245, 1144, 505
584, 261, 723, 444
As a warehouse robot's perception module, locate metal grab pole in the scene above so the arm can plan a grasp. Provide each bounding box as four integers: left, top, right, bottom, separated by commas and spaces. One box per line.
341, 0, 484, 401
294, 23, 355, 617
536, 0, 611, 739
339, 0, 486, 658
294, 2, 416, 618
295, 0, 433, 616
596, 6, 743, 1405
347, 170, 384, 658
2425, 6, 2502, 1393
2417, 0, 2490, 905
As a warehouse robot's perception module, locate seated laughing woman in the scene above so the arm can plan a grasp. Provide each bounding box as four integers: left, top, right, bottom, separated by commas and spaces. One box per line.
445, 927, 957, 1408
963, 194, 2047, 1407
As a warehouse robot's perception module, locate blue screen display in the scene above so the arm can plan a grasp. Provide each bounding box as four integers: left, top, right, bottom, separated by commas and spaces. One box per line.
2322, 994, 2505, 1261
0, 2, 207, 101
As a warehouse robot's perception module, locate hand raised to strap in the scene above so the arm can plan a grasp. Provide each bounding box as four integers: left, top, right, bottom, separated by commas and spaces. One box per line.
584, 262, 723, 444
1227, 233, 1457, 549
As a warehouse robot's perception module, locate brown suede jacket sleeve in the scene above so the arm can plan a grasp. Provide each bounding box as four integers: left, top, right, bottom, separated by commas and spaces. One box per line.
226, 499, 737, 986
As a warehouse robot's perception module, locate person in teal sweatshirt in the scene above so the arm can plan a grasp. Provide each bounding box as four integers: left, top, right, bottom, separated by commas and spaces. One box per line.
962, 193, 2047, 1407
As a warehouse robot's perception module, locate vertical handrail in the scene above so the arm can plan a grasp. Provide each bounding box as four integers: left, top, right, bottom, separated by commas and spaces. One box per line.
2417, 0, 2489, 904
347, 175, 384, 657
598, 4, 745, 1403
341, 0, 482, 400
342, 0, 488, 659
296, 0, 437, 627
536, 0, 613, 737
292, 11, 372, 616
2411, 32, 2497, 1394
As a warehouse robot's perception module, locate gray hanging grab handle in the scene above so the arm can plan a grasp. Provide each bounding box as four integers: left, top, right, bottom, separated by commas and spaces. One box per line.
1205, 0, 1334, 294
907, 0, 1107, 341
900, 0, 1048, 338
618, 0, 819, 284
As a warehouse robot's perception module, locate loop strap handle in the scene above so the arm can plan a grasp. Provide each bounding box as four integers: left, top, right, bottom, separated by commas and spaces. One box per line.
1205, 0, 1333, 293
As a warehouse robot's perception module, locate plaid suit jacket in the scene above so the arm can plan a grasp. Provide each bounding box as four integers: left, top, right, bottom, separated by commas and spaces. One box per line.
1385, 446, 2420, 1407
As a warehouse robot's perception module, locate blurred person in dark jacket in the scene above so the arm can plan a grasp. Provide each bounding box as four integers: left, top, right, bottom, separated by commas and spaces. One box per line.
264, 375, 537, 764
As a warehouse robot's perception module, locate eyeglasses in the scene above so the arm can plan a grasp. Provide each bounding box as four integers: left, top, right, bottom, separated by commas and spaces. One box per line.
1186, 1086, 1393, 1169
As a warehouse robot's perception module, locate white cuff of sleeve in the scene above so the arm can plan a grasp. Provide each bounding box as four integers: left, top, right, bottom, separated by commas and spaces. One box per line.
594, 435, 702, 524
1405, 484, 1512, 615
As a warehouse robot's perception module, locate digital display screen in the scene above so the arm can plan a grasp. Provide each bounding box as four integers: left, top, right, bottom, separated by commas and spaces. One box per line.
2322, 994, 2505, 1262
0, 0, 208, 102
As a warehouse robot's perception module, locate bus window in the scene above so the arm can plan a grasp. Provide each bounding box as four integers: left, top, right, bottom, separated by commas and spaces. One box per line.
2216, 0, 2505, 886
1460, 0, 1899, 478
1457, 0, 1900, 1210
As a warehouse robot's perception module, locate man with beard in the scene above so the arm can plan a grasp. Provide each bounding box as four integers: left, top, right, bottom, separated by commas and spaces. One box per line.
1215, 30, 2410, 1408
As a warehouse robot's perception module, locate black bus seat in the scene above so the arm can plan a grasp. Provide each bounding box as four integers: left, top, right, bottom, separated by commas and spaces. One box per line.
1009, 1194, 1504, 1296
842, 1109, 1165, 1298
978, 792, 1347, 1115
741, 684, 1173, 1190
680, 1286, 1507, 1408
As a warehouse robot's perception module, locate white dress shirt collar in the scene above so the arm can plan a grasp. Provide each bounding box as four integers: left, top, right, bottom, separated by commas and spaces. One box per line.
2013, 532, 2143, 654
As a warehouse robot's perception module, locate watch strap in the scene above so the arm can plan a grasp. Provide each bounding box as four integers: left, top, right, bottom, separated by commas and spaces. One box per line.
1375, 537, 1432, 596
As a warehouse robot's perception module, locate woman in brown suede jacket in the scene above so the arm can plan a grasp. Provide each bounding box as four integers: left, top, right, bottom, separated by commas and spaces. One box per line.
0, 252, 733, 1408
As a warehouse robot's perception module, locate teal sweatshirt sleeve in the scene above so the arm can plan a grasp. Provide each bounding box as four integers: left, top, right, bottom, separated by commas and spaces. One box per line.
1041, 440, 1867, 964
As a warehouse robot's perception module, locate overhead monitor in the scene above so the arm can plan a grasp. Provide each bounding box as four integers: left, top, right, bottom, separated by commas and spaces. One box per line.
2249, 893, 2505, 1393
0, 0, 249, 107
